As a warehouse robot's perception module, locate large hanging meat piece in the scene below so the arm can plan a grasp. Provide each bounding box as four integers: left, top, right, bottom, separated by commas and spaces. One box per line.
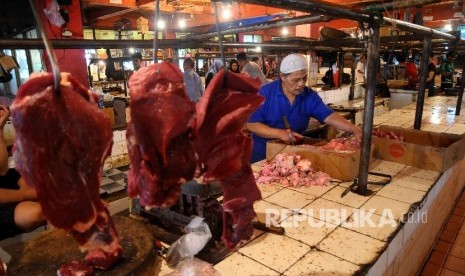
126, 62, 197, 208
127, 64, 263, 249
10, 73, 122, 270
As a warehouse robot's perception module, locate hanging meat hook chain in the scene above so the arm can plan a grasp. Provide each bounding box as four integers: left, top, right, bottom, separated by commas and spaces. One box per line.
28, 0, 61, 94
153, 0, 160, 64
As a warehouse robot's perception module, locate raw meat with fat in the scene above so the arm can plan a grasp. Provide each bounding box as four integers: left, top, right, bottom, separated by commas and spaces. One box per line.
10, 73, 121, 271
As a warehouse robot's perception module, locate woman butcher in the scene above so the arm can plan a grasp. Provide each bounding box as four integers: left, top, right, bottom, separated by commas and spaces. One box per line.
246, 53, 362, 163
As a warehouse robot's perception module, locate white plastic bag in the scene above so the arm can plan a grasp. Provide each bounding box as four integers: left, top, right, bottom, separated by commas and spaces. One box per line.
165, 217, 220, 276
44, 0, 65, 27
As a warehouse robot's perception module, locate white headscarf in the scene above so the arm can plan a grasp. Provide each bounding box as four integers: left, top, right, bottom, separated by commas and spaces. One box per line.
207, 60, 224, 76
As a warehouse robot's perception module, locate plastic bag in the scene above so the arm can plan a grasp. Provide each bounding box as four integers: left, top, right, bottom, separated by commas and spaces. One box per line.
165, 217, 213, 272
164, 258, 221, 276
44, 0, 65, 27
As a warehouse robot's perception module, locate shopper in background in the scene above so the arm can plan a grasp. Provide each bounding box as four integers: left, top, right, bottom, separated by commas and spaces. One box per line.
355, 54, 365, 98
183, 58, 204, 102
405, 58, 419, 90
427, 52, 437, 97
246, 54, 362, 163
205, 60, 223, 89
229, 59, 240, 73
440, 51, 455, 92
236, 52, 268, 85
131, 52, 143, 71
0, 105, 46, 240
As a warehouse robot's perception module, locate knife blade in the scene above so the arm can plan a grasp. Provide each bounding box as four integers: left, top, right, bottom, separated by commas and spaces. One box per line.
282, 115, 294, 146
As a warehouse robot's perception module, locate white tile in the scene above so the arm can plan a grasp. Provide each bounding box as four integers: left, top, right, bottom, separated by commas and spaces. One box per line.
214, 252, 280, 276
287, 184, 335, 197
265, 188, 316, 210
239, 233, 310, 273
256, 183, 285, 199
253, 200, 292, 223
284, 249, 361, 276
370, 160, 406, 176
398, 166, 440, 181
280, 214, 337, 246
360, 196, 410, 221
387, 229, 404, 266
321, 186, 372, 208
376, 184, 426, 204
317, 227, 385, 265
342, 212, 399, 242
367, 250, 388, 276
303, 198, 354, 226
389, 174, 435, 192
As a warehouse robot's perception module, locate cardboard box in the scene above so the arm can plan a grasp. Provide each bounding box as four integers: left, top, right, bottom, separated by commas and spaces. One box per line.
372, 125, 465, 172
266, 139, 370, 181
102, 107, 115, 128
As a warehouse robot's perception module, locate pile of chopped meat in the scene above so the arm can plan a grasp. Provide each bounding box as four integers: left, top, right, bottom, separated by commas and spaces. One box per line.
11, 73, 122, 272
127, 62, 263, 249
372, 128, 404, 141
254, 153, 331, 187
299, 137, 360, 153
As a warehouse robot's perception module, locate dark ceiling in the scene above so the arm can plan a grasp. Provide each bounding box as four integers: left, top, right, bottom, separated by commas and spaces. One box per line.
0, 0, 35, 38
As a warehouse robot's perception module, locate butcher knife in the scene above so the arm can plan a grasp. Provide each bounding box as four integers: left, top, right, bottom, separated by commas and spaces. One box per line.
282, 116, 294, 146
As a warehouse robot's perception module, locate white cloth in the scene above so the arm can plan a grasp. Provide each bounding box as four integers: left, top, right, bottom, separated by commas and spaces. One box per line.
355, 61, 365, 84
280, 54, 307, 74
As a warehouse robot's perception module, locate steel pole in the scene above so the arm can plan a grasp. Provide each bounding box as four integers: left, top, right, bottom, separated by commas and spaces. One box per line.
356, 24, 380, 195
349, 52, 356, 100
455, 63, 465, 115
414, 36, 432, 130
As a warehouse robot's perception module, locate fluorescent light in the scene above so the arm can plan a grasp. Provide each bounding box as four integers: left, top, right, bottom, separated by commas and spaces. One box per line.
178, 19, 186, 29
282, 28, 289, 36
157, 20, 166, 30
444, 23, 452, 31
129, 48, 135, 53
255, 46, 261, 52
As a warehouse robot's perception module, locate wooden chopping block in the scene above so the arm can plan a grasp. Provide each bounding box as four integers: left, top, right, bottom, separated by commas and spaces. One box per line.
7, 216, 159, 275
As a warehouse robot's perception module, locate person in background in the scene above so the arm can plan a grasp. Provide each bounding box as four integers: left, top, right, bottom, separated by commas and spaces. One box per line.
131, 52, 142, 71
405, 58, 419, 90
355, 54, 365, 97
427, 52, 437, 97
236, 52, 268, 85
229, 59, 240, 73
205, 60, 223, 89
0, 105, 46, 240
246, 54, 362, 163
440, 51, 455, 92
183, 58, 204, 102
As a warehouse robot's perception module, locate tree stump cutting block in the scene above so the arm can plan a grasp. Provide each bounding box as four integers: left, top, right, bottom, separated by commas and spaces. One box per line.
7, 216, 159, 275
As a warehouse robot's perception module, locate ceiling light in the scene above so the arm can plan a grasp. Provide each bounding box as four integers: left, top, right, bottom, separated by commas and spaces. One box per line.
444, 23, 452, 31
157, 20, 166, 30
255, 46, 261, 52
282, 28, 289, 36
178, 19, 186, 29
129, 48, 135, 54
222, 7, 232, 20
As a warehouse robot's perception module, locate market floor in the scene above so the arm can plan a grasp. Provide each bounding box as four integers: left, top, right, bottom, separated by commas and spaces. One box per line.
420, 189, 465, 275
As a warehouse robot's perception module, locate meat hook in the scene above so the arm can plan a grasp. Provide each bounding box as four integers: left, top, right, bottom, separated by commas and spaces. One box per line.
153, 0, 160, 64
28, 0, 61, 95
213, 1, 229, 88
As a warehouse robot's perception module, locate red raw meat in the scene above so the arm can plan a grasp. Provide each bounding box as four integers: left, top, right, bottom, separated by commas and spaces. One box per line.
127, 62, 197, 208
57, 261, 94, 276
11, 73, 121, 270
127, 65, 264, 249
0, 258, 5, 276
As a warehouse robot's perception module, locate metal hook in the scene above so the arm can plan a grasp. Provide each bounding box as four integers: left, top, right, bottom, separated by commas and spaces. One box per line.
213, 1, 228, 87
29, 0, 61, 94
153, 0, 160, 63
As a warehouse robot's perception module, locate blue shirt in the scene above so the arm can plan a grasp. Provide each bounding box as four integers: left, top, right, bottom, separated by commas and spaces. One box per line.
248, 79, 333, 163
183, 69, 204, 102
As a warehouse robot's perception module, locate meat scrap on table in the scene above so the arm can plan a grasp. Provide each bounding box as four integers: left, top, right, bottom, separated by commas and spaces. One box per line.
372, 128, 404, 141
254, 153, 331, 187
298, 137, 361, 153
11, 73, 122, 272
126, 62, 264, 250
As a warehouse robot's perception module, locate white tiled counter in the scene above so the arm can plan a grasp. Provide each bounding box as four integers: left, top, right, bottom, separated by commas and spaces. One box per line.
211, 96, 465, 276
